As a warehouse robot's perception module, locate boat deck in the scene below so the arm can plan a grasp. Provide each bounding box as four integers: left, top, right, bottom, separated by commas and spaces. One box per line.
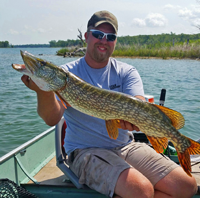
28, 157, 73, 187
29, 156, 200, 188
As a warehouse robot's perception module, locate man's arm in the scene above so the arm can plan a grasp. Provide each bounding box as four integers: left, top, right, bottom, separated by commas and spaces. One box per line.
21, 75, 65, 126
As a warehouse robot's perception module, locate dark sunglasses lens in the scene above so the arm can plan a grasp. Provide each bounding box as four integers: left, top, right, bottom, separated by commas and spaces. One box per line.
92, 31, 104, 39
107, 34, 116, 41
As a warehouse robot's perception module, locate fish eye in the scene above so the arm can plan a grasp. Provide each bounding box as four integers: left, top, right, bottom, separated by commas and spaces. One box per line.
40, 61, 46, 66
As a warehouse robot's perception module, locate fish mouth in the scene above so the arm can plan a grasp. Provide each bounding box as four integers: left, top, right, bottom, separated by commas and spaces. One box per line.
20, 50, 40, 74
12, 63, 33, 76
12, 51, 40, 76
12, 63, 26, 71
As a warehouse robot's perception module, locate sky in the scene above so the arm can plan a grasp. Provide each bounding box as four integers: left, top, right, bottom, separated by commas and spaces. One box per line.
1, 0, 200, 45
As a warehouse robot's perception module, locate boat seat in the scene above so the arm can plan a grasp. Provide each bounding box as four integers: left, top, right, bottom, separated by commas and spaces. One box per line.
55, 117, 87, 189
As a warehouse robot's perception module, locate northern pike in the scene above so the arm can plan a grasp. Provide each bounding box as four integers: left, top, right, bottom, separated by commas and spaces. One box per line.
12, 50, 200, 177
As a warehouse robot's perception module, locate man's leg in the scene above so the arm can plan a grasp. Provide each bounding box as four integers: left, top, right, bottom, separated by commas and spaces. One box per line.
154, 167, 197, 198
114, 141, 197, 198
114, 168, 154, 198
114, 167, 197, 198
69, 148, 132, 198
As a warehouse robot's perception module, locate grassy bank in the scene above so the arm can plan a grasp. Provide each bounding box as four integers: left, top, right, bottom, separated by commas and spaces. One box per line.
113, 40, 200, 59
57, 40, 200, 59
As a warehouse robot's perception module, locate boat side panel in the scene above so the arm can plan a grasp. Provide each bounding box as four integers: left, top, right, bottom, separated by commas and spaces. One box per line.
0, 128, 55, 185
23, 184, 108, 198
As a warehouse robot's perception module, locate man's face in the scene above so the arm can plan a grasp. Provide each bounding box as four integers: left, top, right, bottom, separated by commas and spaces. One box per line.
85, 23, 117, 64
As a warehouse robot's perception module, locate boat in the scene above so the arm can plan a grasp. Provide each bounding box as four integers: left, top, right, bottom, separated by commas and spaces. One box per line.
0, 93, 200, 197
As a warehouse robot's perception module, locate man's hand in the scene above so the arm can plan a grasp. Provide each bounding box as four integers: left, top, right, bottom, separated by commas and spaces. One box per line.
21, 75, 44, 93
120, 120, 140, 131
119, 95, 145, 131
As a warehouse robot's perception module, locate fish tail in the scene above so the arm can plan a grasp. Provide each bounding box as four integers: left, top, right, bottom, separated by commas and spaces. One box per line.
176, 136, 200, 177
186, 136, 200, 155
176, 149, 192, 177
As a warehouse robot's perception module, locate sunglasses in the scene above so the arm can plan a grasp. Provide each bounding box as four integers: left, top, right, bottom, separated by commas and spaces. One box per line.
90, 29, 117, 42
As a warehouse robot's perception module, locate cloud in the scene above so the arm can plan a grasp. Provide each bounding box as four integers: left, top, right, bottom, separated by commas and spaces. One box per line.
132, 18, 146, 27
132, 13, 167, 28
164, 4, 175, 10
145, 13, 167, 27
191, 5, 200, 14
118, 21, 126, 28
177, 5, 200, 27
9, 29, 19, 35
164, 4, 200, 29
37, 28, 45, 33
164, 4, 181, 10
178, 8, 196, 19
191, 18, 200, 27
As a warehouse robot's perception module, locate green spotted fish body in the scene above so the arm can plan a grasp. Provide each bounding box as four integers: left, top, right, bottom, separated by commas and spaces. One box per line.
12, 51, 200, 177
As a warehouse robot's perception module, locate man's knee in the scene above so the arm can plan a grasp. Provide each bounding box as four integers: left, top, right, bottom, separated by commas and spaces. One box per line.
181, 176, 197, 197
155, 167, 198, 198
137, 179, 154, 198
115, 168, 154, 198
172, 169, 197, 197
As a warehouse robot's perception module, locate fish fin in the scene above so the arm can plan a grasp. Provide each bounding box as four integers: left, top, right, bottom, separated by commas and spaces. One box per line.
105, 120, 119, 140
175, 136, 200, 177
183, 135, 200, 155
115, 119, 122, 128
153, 104, 185, 130
60, 99, 67, 109
55, 91, 71, 109
146, 136, 168, 153
176, 149, 192, 177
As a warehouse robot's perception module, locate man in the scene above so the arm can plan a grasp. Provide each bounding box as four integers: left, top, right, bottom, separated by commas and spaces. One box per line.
22, 10, 197, 198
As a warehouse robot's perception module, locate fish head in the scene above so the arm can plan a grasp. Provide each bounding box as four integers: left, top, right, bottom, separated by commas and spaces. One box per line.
12, 51, 66, 91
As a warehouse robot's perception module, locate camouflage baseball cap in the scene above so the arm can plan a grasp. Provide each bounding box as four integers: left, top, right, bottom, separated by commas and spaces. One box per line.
87, 10, 118, 33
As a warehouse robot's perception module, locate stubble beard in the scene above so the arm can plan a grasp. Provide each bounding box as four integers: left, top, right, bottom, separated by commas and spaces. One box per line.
92, 44, 112, 63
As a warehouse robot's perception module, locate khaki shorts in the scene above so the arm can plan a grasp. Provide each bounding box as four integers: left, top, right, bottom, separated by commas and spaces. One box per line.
68, 141, 179, 198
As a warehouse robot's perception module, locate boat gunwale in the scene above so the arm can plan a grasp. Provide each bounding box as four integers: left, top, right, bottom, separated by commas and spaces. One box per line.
0, 126, 55, 164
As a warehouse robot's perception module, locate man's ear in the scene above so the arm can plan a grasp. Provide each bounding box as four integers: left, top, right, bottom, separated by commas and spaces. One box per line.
84, 32, 88, 41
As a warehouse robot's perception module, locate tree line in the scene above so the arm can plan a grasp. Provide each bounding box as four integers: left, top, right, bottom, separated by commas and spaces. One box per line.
1, 33, 200, 48
50, 33, 200, 48
13, 44, 50, 48
0, 41, 9, 48
116, 33, 200, 47
49, 39, 83, 47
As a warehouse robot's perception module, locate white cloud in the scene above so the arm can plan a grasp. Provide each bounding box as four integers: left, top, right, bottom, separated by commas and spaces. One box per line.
164, 4, 181, 10
68, 28, 74, 32
176, 5, 200, 27
132, 18, 146, 27
163, 4, 200, 29
9, 29, 19, 35
178, 8, 196, 19
118, 21, 126, 28
164, 4, 175, 10
37, 28, 45, 33
191, 18, 200, 27
145, 13, 167, 27
131, 13, 167, 28
191, 5, 200, 14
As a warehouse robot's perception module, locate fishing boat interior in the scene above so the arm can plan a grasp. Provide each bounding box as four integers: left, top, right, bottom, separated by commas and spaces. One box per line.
0, 90, 200, 198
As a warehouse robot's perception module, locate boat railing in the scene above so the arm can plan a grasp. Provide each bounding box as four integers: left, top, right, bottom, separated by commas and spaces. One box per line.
0, 126, 55, 185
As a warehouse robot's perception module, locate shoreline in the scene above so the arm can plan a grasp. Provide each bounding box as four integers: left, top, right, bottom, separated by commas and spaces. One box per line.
111, 55, 200, 61
59, 54, 200, 61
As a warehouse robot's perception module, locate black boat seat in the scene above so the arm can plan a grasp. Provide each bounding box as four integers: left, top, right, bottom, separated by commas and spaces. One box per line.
55, 117, 87, 189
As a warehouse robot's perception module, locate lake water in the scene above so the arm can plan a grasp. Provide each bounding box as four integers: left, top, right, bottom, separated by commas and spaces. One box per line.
0, 48, 200, 157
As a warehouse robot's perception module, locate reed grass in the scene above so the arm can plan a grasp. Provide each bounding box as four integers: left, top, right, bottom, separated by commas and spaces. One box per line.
57, 40, 200, 59
112, 41, 200, 59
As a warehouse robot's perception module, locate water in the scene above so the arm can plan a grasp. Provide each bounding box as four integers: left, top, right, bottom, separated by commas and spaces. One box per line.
0, 48, 200, 157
